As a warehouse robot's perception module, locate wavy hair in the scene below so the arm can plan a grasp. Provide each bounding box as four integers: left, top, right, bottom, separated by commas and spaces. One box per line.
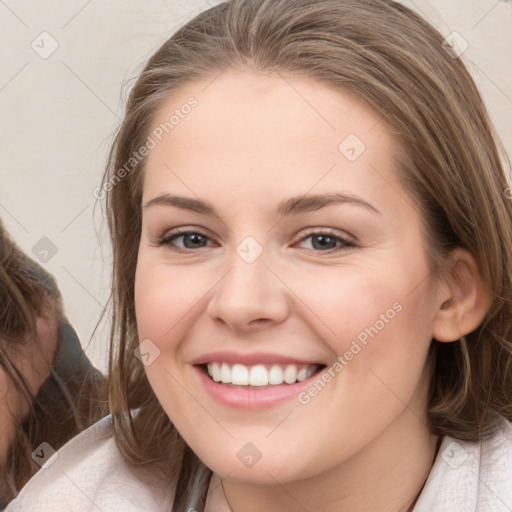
0, 221, 108, 502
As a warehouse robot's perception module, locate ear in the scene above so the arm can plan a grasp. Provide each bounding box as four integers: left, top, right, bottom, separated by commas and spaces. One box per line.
432, 248, 492, 343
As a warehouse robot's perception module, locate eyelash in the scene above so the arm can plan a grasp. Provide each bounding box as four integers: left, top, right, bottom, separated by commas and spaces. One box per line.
155, 228, 356, 254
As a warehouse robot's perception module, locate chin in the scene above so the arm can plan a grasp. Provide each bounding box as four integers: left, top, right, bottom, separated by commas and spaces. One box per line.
197, 444, 317, 485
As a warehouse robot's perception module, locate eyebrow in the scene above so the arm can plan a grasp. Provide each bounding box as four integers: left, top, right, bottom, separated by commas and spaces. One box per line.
143, 192, 380, 216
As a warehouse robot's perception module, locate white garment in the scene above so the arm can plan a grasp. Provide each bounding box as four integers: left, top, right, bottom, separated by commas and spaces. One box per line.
6, 415, 512, 511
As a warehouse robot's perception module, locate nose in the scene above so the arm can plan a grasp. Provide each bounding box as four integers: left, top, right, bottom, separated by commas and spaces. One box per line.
206, 246, 289, 333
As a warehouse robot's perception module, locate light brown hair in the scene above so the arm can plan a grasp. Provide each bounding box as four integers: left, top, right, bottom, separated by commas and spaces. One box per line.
0, 221, 108, 502
103, 0, 512, 508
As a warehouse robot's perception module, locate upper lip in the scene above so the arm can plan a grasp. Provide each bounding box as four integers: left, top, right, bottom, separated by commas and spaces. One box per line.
191, 351, 326, 366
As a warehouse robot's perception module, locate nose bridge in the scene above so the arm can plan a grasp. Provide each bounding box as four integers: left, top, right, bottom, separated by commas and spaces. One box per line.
207, 236, 288, 328
220, 238, 271, 304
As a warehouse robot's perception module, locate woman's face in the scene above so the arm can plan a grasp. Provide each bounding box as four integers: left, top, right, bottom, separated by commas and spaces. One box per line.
135, 70, 444, 483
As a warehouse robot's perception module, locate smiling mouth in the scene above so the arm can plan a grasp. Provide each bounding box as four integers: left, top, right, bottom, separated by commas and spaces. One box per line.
199, 362, 326, 389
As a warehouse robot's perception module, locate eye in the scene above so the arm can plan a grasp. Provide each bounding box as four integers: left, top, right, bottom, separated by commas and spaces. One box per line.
154, 228, 355, 253
157, 230, 214, 250
295, 231, 355, 252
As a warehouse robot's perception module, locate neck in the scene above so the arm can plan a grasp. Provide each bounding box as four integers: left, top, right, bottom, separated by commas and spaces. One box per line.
222, 409, 439, 512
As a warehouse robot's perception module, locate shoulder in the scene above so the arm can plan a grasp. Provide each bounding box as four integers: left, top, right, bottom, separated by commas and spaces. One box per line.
414, 415, 512, 512
477, 415, 512, 503
5, 415, 174, 512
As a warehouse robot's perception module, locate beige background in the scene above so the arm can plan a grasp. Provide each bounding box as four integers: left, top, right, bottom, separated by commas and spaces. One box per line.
1, 0, 511, 372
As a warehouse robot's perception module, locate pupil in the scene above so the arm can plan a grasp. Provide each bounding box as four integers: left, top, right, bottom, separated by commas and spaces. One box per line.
312, 235, 336, 250
184, 233, 206, 248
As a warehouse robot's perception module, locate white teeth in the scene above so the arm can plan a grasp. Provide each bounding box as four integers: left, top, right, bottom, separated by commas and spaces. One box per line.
206, 362, 320, 386
249, 365, 268, 386
296, 368, 308, 382
231, 364, 249, 385
210, 362, 221, 382
268, 365, 283, 385
283, 365, 297, 384
220, 363, 231, 383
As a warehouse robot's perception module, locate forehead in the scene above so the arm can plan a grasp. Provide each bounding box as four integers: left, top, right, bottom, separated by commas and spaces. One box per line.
142, 70, 404, 208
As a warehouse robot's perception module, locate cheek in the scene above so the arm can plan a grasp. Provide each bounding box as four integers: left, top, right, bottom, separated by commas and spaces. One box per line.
134, 261, 203, 416
285, 270, 435, 465
134, 260, 205, 346
286, 262, 404, 346
289, 257, 436, 390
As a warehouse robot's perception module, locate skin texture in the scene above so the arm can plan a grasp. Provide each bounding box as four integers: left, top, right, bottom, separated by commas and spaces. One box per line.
135, 71, 491, 512
0, 297, 59, 465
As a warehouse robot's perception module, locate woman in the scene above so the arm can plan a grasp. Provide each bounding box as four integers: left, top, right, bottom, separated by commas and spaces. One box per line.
0, 220, 108, 507
6, 0, 512, 510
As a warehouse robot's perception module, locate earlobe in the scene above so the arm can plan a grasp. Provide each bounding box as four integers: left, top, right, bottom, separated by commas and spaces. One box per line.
432, 249, 492, 343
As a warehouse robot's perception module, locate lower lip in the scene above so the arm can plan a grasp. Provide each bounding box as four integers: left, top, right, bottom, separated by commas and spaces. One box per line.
194, 366, 323, 409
